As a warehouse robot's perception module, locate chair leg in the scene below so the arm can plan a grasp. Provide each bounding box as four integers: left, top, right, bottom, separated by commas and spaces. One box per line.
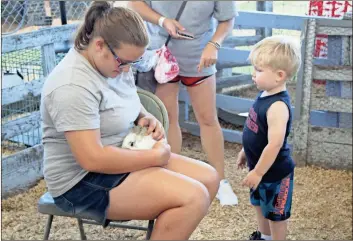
43, 215, 54, 240
146, 219, 154, 240
77, 219, 87, 240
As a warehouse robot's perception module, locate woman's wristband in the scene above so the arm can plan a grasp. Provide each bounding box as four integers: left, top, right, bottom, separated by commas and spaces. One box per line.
207, 41, 221, 50
158, 16, 166, 28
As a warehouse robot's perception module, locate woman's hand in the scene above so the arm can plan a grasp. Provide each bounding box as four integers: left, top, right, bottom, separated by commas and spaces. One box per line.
198, 43, 218, 72
163, 18, 185, 39
152, 139, 171, 166
137, 114, 165, 141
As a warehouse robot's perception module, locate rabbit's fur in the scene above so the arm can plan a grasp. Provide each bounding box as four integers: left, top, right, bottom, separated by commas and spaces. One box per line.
121, 125, 157, 150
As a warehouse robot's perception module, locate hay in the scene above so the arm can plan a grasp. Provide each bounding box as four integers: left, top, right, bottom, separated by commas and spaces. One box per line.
1, 140, 27, 157
1, 133, 352, 240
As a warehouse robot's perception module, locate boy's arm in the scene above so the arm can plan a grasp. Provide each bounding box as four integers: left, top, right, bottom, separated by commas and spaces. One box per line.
253, 101, 289, 177
238, 148, 246, 158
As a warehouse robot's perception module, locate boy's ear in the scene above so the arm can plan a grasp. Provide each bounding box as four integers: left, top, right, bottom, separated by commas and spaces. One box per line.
276, 70, 287, 82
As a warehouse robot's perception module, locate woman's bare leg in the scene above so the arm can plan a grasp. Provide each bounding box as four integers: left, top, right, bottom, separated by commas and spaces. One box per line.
187, 75, 238, 205
165, 153, 219, 201
186, 75, 224, 179
155, 82, 182, 154
107, 167, 210, 240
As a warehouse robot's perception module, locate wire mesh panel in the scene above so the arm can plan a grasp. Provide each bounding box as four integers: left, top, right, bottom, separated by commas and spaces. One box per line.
1, 47, 68, 156
1, 95, 42, 155
293, 17, 352, 169
1, 0, 29, 35
48, 1, 90, 21
1, 0, 90, 35
2, 47, 43, 82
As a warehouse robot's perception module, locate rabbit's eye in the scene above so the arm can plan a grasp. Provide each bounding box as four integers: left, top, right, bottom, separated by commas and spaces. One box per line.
130, 142, 134, 147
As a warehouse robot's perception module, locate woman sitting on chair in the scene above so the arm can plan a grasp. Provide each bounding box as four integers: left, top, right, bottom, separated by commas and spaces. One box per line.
40, 2, 219, 240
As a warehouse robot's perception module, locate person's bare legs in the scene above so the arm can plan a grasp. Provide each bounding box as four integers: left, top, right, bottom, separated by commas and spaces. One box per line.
165, 152, 220, 201
186, 76, 224, 179
269, 220, 287, 240
155, 82, 182, 154
187, 75, 238, 206
107, 167, 211, 240
254, 206, 271, 237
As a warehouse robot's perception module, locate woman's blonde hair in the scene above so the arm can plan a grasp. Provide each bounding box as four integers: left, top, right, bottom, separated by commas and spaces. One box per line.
248, 35, 301, 79
74, 1, 149, 50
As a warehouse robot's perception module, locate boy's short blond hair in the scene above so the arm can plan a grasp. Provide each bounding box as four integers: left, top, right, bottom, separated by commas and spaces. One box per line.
248, 35, 301, 80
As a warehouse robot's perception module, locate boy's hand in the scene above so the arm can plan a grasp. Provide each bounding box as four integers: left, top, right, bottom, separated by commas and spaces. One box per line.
242, 170, 263, 190
236, 149, 247, 169
236, 154, 247, 169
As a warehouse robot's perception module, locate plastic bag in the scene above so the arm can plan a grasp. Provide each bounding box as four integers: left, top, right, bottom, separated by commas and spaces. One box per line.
133, 49, 159, 73
154, 45, 179, 83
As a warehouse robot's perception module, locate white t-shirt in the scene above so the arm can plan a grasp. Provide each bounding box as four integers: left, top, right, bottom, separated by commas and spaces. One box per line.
41, 48, 141, 197
145, 1, 238, 77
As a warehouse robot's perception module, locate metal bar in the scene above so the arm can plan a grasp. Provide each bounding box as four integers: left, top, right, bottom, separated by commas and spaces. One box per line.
43, 215, 53, 240
77, 219, 87, 240
81, 219, 149, 231
59, 1, 67, 25
146, 220, 154, 240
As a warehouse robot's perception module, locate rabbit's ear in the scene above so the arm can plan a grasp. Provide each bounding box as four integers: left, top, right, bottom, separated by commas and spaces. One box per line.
140, 126, 148, 136
132, 125, 140, 134
140, 126, 147, 136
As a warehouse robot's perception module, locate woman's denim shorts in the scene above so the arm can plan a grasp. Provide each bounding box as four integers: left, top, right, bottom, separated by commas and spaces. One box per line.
53, 172, 130, 227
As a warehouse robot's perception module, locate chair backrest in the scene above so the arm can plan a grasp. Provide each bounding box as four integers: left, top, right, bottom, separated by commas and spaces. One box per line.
137, 88, 169, 135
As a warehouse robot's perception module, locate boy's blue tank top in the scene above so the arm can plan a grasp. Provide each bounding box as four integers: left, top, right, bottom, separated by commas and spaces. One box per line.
242, 90, 295, 182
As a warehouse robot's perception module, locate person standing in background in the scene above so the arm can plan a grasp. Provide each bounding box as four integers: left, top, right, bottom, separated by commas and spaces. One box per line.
128, 1, 239, 206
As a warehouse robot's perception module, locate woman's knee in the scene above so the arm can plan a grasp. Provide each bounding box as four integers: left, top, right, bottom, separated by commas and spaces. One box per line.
201, 164, 220, 197
196, 111, 219, 127
167, 108, 179, 125
184, 182, 211, 215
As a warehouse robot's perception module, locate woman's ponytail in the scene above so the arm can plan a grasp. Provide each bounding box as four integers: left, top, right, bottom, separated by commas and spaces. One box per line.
74, 1, 149, 51
74, 1, 111, 50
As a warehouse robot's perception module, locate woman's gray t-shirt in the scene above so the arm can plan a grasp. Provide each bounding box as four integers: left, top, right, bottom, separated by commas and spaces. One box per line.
41, 48, 141, 197
145, 1, 237, 77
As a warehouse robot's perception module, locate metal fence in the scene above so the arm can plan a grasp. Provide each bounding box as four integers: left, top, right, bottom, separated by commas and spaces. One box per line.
0, 1, 312, 156
2, 1, 350, 156
1, 47, 67, 155
1, 0, 90, 35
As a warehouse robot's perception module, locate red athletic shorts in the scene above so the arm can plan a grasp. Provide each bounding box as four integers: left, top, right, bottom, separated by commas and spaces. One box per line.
168, 75, 212, 87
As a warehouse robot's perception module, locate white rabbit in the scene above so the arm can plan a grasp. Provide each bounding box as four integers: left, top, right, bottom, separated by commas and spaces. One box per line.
121, 125, 157, 150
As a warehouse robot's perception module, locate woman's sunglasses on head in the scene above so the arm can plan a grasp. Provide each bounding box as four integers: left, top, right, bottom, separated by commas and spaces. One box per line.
105, 41, 142, 68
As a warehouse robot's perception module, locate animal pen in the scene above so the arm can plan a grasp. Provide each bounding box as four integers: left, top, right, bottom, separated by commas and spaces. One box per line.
1, 1, 352, 240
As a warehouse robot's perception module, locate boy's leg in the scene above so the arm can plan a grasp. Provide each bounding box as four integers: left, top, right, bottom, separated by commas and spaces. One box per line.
250, 188, 271, 240
255, 206, 271, 236
269, 220, 287, 240
259, 172, 294, 240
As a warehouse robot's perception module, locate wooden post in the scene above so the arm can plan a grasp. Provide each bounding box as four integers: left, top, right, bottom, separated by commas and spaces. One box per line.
256, 1, 273, 38
293, 20, 308, 120
292, 19, 317, 167
41, 43, 56, 77
43, 1, 53, 26
256, 2, 265, 39
264, 1, 273, 37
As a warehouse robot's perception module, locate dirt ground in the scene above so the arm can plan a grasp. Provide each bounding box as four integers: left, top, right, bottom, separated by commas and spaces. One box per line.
1, 132, 352, 240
